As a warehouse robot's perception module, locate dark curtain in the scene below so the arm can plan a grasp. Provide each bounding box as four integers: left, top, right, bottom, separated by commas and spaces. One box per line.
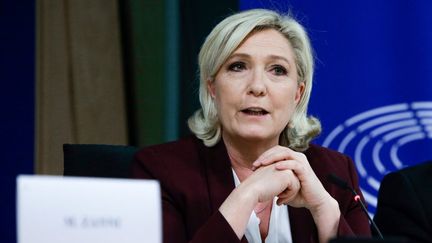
178, 0, 238, 136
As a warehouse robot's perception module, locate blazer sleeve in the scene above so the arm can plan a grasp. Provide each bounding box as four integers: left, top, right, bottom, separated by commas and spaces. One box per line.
130, 148, 243, 243
336, 155, 371, 237
373, 171, 430, 242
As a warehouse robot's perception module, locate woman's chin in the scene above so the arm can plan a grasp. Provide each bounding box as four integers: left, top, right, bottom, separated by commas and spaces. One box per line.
235, 131, 278, 144
222, 125, 281, 144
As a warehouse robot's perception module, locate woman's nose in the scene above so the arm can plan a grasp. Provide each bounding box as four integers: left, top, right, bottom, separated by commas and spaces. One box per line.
247, 69, 267, 97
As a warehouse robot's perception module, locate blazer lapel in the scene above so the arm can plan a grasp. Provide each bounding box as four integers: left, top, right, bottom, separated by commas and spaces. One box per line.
289, 206, 318, 243
201, 140, 249, 243
199, 139, 236, 212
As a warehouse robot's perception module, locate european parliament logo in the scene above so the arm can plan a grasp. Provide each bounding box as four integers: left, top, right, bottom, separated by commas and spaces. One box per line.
323, 101, 432, 214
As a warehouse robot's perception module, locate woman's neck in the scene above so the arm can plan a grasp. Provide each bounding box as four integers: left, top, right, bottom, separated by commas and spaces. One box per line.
223, 133, 278, 180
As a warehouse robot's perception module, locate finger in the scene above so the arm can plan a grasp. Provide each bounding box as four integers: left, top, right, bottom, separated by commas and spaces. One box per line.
278, 186, 299, 199
276, 172, 300, 205
252, 146, 280, 168
263, 149, 305, 168
278, 180, 301, 204
253, 146, 296, 168
277, 195, 294, 205
275, 160, 310, 183
253, 146, 287, 167
274, 160, 298, 170
277, 187, 299, 205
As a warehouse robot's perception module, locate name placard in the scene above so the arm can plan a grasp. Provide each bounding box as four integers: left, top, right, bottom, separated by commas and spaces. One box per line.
17, 175, 161, 243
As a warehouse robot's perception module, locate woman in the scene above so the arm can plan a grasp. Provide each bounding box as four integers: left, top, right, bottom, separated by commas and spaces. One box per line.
132, 9, 370, 243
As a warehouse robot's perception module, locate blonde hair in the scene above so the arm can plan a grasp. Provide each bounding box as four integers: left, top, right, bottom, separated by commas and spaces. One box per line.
188, 9, 321, 151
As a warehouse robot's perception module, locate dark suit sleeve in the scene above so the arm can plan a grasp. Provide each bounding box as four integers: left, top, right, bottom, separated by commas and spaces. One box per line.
336, 155, 371, 237
374, 171, 430, 242
130, 149, 242, 243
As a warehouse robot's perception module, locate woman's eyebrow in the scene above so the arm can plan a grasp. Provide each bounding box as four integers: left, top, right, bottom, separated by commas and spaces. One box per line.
267, 55, 291, 65
229, 53, 291, 63
226, 53, 292, 69
227, 53, 250, 60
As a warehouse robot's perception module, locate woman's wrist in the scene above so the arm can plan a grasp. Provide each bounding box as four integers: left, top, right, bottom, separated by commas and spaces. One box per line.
218, 185, 258, 239
309, 194, 339, 217
309, 194, 340, 243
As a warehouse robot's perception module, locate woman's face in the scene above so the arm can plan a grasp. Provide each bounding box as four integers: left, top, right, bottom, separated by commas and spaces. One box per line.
209, 28, 304, 145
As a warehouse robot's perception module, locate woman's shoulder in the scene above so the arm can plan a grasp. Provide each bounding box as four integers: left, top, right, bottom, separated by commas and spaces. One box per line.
132, 135, 209, 183
305, 143, 352, 165
135, 135, 202, 165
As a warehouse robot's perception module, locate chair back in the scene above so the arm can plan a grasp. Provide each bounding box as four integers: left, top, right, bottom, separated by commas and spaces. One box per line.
63, 144, 139, 178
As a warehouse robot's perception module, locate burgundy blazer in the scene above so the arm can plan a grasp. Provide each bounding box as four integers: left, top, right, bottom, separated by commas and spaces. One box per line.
131, 136, 371, 243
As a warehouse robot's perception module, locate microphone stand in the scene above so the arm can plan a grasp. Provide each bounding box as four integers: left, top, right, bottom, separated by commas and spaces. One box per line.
328, 174, 384, 239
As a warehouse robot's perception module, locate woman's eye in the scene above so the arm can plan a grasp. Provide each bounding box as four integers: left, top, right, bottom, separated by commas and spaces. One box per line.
228, 62, 246, 72
271, 65, 288, 76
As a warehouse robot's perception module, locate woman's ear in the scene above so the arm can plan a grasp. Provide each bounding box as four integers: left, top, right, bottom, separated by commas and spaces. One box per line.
295, 82, 305, 104
207, 80, 216, 98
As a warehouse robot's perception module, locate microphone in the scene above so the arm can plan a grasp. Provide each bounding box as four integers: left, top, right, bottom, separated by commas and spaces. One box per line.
327, 173, 384, 239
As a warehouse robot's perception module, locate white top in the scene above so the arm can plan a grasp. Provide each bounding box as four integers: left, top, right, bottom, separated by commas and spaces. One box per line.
232, 170, 293, 243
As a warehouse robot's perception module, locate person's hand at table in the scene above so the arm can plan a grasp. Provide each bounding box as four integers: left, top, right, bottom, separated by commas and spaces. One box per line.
252, 145, 341, 243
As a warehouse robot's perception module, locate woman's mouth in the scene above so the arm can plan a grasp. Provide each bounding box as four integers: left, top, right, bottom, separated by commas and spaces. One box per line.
241, 108, 269, 116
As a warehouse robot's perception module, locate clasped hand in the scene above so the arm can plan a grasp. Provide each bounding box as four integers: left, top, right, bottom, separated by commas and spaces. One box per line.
248, 146, 331, 212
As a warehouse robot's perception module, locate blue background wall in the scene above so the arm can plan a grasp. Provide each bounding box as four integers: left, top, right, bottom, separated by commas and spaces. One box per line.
241, 0, 432, 214
0, 1, 35, 242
